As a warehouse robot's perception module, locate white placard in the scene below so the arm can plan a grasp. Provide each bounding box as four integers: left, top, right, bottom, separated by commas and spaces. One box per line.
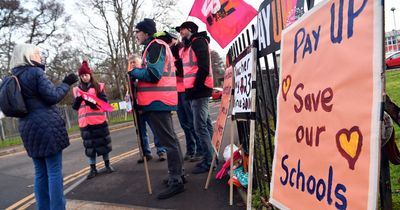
233, 50, 254, 114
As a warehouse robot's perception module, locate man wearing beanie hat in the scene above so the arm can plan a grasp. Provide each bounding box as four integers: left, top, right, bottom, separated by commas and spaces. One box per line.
129, 18, 184, 199
176, 21, 215, 175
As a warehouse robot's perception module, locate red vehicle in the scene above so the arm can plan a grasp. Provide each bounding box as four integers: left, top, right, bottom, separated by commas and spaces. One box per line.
211, 87, 223, 100
386, 51, 400, 69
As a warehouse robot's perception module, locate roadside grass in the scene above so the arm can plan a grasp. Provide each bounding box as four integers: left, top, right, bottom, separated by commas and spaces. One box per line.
386, 69, 400, 209
0, 115, 134, 149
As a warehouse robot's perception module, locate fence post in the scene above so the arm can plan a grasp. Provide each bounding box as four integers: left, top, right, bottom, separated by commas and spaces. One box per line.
380, 146, 393, 210
0, 119, 5, 141
64, 105, 71, 129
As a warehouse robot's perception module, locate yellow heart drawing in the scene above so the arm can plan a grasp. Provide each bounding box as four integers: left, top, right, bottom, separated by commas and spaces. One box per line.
335, 126, 363, 170
339, 132, 359, 158
282, 75, 291, 101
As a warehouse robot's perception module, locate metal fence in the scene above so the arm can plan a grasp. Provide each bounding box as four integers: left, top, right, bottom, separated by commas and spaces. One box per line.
0, 105, 128, 141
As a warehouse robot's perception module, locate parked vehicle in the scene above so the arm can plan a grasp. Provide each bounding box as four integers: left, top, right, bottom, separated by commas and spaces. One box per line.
211, 87, 223, 100
386, 51, 400, 69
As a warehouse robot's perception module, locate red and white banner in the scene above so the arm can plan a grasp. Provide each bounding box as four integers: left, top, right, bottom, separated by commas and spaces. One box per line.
189, 0, 257, 48
78, 89, 114, 112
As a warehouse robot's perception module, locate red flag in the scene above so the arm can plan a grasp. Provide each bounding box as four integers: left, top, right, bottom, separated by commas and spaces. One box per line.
189, 0, 257, 48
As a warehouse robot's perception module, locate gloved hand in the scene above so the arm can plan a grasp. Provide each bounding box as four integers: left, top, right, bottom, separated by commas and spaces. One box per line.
75, 96, 83, 103
62, 73, 78, 85
84, 100, 99, 110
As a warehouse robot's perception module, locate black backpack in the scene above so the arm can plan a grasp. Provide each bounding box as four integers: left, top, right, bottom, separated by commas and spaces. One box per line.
0, 71, 28, 118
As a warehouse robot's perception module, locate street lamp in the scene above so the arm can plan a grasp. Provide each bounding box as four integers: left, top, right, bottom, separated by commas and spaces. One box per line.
391, 7, 397, 30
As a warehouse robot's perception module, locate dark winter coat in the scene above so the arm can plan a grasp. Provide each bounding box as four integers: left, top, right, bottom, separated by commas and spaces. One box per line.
72, 84, 112, 157
79, 121, 112, 157
12, 65, 71, 158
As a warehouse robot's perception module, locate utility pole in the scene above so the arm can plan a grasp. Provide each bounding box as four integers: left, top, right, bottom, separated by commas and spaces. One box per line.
391, 7, 398, 52
391, 7, 397, 30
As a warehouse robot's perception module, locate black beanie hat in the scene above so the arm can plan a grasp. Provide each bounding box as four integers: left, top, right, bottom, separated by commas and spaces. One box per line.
135, 18, 157, 35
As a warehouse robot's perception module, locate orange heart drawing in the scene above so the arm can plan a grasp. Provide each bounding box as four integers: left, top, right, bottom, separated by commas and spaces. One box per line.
282, 75, 291, 101
335, 126, 363, 170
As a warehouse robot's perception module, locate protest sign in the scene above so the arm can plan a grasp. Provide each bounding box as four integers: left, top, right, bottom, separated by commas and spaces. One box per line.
211, 66, 233, 154
232, 47, 254, 116
270, 0, 382, 209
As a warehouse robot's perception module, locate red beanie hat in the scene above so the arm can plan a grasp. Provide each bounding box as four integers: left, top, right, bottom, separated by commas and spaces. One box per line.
78, 61, 92, 76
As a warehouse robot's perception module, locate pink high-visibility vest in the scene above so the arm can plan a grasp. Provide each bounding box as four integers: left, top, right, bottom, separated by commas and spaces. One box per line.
180, 38, 213, 89
137, 39, 178, 106
73, 83, 107, 128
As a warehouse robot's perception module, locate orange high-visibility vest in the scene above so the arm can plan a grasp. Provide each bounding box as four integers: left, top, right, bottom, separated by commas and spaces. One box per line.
180, 38, 213, 89
137, 39, 178, 106
73, 83, 107, 128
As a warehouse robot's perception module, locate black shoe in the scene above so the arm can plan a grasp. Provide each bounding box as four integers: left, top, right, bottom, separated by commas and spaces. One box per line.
158, 153, 166, 161
137, 154, 153, 164
189, 154, 203, 162
192, 162, 210, 174
105, 165, 115, 173
162, 175, 188, 186
87, 169, 97, 179
183, 153, 193, 161
157, 183, 185, 199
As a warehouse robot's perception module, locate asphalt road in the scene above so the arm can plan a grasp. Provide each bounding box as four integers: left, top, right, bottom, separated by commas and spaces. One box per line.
0, 101, 221, 210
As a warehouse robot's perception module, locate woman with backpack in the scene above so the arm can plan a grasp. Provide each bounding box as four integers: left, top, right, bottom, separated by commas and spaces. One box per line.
10, 43, 78, 210
72, 60, 114, 179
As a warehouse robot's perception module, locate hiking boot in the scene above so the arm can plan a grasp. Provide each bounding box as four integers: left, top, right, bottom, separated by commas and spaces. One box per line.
157, 182, 185, 199
137, 154, 153, 164
158, 152, 166, 161
87, 164, 97, 179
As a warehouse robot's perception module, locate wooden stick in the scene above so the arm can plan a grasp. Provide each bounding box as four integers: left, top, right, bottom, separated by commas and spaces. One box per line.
126, 62, 152, 194
205, 153, 217, 189
229, 119, 236, 205
246, 44, 258, 210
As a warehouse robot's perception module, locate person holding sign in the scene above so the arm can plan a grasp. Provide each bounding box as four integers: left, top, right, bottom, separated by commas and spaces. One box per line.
128, 18, 184, 199
176, 21, 214, 174
72, 60, 114, 179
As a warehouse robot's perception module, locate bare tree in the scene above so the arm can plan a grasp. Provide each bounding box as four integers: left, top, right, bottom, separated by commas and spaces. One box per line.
26, 0, 70, 45
74, 0, 177, 100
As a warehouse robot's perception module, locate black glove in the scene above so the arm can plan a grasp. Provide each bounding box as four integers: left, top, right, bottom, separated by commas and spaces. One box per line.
84, 100, 99, 110
72, 96, 83, 110
63, 73, 78, 85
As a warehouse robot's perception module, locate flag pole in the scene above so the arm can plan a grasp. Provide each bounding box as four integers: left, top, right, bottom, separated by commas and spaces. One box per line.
126, 58, 152, 194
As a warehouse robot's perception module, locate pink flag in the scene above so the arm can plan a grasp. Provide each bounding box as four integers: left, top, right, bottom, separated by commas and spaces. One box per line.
189, 0, 257, 48
78, 89, 114, 112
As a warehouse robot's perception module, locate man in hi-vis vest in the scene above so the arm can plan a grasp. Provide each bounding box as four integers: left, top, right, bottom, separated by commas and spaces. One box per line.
176, 21, 214, 174
128, 18, 184, 200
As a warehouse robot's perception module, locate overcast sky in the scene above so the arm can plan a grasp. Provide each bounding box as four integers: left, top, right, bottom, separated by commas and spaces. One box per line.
65, 0, 399, 55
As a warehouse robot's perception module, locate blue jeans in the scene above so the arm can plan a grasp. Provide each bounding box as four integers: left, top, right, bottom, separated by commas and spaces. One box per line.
140, 114, 166, 156
190, 97, 214, 166
177, 92, 202, 155
89, 153, 109, 165
32, 152, 65, 210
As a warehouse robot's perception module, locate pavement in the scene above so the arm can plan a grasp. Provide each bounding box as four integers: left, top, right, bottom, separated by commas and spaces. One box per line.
1, 119, 247, 210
